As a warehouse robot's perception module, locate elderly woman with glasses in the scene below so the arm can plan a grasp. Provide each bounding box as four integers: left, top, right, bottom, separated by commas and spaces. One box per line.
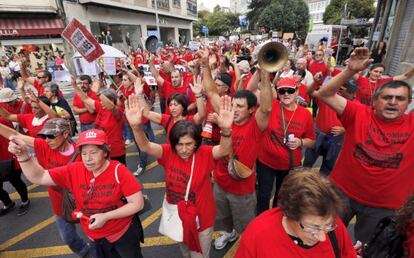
235, 171, 356, 258
256, 77, 315, 215
8, 128, 145, 258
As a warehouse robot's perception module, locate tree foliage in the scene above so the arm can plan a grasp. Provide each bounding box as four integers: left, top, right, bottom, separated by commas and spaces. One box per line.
323, 0, 375, 25
247, 0, 272, 27
193, 8, 240, 36
254, 0, 309, 32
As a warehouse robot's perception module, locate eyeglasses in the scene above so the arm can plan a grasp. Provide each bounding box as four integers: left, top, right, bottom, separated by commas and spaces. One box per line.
277, 88, 296, 95
299, 221, 338, 235
37, 76, 45, 79
315, 54, 323, 57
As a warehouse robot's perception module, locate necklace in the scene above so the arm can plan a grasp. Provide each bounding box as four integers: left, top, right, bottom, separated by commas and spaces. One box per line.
283, 104, 298, 139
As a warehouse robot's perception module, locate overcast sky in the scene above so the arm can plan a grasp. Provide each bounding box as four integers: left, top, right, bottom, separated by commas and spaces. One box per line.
199, 0, 230, 11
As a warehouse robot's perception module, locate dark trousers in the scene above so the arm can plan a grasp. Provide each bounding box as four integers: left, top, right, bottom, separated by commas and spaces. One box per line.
160, 97, 166, 114
90, 215, 143, 258
340, 191, 396, 244
0, 169, 28, 206
256, 160, 289, 215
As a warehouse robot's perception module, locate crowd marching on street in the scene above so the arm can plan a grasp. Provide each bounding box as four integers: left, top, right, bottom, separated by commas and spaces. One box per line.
0, 34, 414, 258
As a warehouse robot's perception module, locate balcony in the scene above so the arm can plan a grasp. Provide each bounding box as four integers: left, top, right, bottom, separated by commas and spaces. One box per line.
0, 0, 58, 13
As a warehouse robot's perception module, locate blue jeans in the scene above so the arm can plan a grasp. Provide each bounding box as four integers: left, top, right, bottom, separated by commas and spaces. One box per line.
123, 123, 133, 141
135, 121, 154, 168
55, 216, 89, 257
80, 123, 95, 132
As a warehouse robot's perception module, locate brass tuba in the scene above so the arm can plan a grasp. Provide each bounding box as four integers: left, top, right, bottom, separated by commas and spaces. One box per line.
253, 41, 288, 72
145, 35, 159, 54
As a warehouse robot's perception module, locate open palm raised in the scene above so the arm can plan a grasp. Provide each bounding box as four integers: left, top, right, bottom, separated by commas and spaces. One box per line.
216, 95, 234, 130
125, 94, 144, 127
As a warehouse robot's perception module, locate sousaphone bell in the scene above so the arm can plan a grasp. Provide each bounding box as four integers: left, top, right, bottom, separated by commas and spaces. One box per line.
145, 35, 158, 54
253, 41, 288, 72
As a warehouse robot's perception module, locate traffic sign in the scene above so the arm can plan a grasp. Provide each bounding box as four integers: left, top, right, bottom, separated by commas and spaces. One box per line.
201, 25, 209, 34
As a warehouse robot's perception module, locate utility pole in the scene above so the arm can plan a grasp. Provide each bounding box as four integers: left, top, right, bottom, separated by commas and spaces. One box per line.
154, 0, 160, 40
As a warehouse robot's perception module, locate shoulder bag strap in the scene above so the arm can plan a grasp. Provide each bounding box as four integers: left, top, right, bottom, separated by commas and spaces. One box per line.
184, 154, 195, 203
68, 150, 79, 163
280, 104, 294, 170
328, 230, 340, 258
114, 163, 121, 184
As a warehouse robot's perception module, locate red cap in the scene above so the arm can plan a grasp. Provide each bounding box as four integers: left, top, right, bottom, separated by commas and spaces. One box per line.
76, 129, 108, 148
277, 78, 297, 89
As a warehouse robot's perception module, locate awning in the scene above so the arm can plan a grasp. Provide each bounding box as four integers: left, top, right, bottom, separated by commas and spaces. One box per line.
0, 18, 64, 37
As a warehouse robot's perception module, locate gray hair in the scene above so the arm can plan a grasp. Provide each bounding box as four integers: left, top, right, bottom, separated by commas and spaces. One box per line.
99, 88, 118, 104
373, 80, 412, 102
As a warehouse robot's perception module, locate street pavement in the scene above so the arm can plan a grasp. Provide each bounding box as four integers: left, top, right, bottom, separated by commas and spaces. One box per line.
0, 82, 353, 258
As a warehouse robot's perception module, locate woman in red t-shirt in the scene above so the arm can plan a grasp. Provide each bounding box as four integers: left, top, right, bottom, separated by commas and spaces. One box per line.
72, 80, 126, 164
8, 129, 145, 258
293, 69, 311, 107
235, 171, 356, 258
135, 77, 206, 141
125, 94, 233, 257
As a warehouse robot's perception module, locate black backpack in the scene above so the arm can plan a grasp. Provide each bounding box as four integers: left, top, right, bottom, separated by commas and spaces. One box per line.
363, 216, 406, 258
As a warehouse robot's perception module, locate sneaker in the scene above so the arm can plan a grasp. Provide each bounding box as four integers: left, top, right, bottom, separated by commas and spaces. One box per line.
125, 139, 132, 145
0, 201, 16, 216
214, 229, 238, 250
17, 200, 30, 216
133, 166, 144, 176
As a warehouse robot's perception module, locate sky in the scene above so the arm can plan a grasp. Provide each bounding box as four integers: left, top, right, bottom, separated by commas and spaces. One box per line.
199, 0, 230, 11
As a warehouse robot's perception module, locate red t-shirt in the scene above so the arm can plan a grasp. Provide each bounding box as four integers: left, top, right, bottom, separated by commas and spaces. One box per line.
214, 117, 263, 195
158, 144, 217, 231
49, 160, 141, 239
161, 80, 195, 115
308, 61, 329, 88
73, 90, 99, 124
0, 100, 32, 114
235, 208, 356, 258
160, 114, 194, 142
331, 100, 414, 209
17, 113, 49, 137
315, 99, 343, 134
158, 70, 171, 98
259, 100, 315, 170
94, 101, 125, 157
297, 84, 310, 105
35, 138, 79, 215
355, 76, 394, 105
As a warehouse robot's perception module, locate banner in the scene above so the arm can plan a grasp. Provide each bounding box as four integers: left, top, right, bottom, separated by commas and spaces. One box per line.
62, 19, 104, 62
138, 64, 187, 86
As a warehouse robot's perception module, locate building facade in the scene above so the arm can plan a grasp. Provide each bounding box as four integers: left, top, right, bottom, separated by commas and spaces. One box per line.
305, 0, 331, 24
370, 0, 414, 83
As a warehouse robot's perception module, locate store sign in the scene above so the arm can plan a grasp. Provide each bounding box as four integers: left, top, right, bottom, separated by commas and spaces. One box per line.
62, 19, 104, 62
0, 29, 19, 36
341, 18, 371, 26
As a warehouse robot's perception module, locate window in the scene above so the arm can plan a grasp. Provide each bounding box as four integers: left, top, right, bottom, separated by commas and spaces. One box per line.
173, 0, 180, 7
187, 0, 197, 16
152, 0, 169, 10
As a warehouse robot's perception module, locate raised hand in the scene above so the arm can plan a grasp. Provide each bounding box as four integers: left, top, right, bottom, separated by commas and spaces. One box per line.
134, 77, 144, 95
190, 75, 203, 95
347, 47, 373, 73
197, 47, 210, 67
8, 136, 29, 158
71, 76, 80, 90
17, 77, 25, 90
216, 95, 234, 130
125, 94, 144, 127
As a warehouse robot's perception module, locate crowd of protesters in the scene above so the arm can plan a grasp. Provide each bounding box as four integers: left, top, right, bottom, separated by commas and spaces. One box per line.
0, 35, 414, 258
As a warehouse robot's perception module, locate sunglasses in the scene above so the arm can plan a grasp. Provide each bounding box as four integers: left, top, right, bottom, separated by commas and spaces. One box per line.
277, 88, 296, 95
39, 134, 59, 139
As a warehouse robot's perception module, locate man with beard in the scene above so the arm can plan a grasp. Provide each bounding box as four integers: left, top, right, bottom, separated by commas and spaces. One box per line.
73, 75, 99, 132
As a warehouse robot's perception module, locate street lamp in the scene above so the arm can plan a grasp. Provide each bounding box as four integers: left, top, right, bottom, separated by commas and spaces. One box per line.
154, 0, 160, 39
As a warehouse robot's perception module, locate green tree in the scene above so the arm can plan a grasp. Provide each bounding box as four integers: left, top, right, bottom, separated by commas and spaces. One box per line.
192, 9, 240, 36
256, 0, 309, 32
247, 0, 272, 26
323, 0, 375, 25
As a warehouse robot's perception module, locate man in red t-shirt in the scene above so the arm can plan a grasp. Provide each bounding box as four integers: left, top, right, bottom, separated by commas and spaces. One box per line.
19, 59, 53, 97
0, 118, 89, 256
149, 56, 196, 114
201, 48, 273, 250
315, 47, 414, 244
73, 75, 99, 132
355, 63, 414, 105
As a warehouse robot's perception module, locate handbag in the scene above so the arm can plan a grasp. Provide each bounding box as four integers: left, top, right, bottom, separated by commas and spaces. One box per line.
159, 155, 195, 242
227, 156, 254, 180
61, 151, 80, 223
0, 159, 14, 181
